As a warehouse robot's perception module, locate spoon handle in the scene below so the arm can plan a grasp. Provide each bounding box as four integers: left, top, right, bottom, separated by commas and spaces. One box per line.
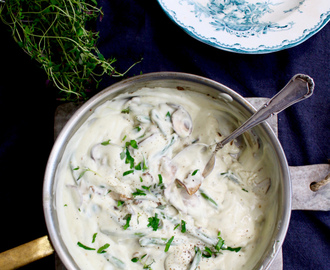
216, 74, 314, 150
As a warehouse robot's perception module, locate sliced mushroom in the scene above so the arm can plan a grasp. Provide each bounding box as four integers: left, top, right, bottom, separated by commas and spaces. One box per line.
176, 170, 204, 195
109, 191, 132, 201
253, 178, 271, 195
171, 143, 211, 195
171, 107, 193, 138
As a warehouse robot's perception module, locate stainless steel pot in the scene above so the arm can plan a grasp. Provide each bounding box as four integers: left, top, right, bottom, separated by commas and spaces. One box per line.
43, 72, 292, 270
0, 72, 294, 270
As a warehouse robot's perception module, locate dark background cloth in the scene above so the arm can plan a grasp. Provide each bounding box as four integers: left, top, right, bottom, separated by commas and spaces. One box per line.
0, 0, 329, 269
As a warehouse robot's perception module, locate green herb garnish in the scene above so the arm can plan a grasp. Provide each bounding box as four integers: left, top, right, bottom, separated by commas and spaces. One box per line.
76, 167, 98, 181
123, 214, 132, 230
135, 162, 142, 170
142, 185, 152, 193
117, 200, 125, 207
192, 169, 199, 176
131, 254, 154, 270
147, 213, 160, 231
130, 139, 138, 149
181, 220, 187, 233
92, 233, 97, 243
202, 246, 213, 258
225, 246, 242, 252
158, 174, 163, 185
164, 236, 174, 252
131, 257, 139, 263
142, 156, 148, 171
215, 232, 225, 251
200, 191, 218, 207
124, 148, 135, 168
132, 188, 146, 197
215, 231, 241, 253
77, 242, 95, 251
121, 108, 130, 114
97, 243, 110, 254
101, 139, 111, 145
123, 170, 134, 176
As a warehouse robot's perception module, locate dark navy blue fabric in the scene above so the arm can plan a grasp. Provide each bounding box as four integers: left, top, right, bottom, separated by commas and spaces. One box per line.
0, 0, 329, 269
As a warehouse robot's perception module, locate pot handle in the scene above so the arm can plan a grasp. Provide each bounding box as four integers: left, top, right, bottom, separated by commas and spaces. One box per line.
290, 164, 330, 211
0, 235, 54, 270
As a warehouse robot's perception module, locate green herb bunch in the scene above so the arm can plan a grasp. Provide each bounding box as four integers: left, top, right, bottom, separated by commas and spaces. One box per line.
0, 0, 127, 101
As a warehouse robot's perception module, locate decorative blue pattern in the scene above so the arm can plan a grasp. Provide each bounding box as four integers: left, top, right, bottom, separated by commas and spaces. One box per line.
157, 0, 330, 54
180, 0, 294, 37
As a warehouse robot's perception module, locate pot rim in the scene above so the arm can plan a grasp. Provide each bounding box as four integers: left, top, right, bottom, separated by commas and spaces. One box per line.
43, 71, 292, 270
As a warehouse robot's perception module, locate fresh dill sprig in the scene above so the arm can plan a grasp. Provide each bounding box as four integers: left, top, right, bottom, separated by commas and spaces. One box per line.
0, 0, 140, 101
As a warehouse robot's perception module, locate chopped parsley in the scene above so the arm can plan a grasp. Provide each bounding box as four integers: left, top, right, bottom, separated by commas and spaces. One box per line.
147, 213, 160, 231
200, 191, 218, 207
132, 188, 147, 197
134, 126, 142, 132
123, 214, 132, 230
97, 243, 110, 254
77, 242, 95, 251
121, 108, 130, 114
181, 220, 187, 233
224, 246, 242, 252
215, 232, 225, 251
142, 185, 152, 193
124, 148, 135, 168
92, 233, 97, 243
101, 139, 111, 145
158, 174, 163, 185
117, 200, 125, 207
192, 169, 199, 176
76, 168, 98, 181
135, 162, 142, 170
202, 231, 241, 257
203, 246, 213, 258
131, 254, 154, 270
164, 236, 174, 252
121, 140, 140, 169
130, 139, 138, 149
131, 257, 139, 263
123, 170, 134, 176
142, 156, 148, 171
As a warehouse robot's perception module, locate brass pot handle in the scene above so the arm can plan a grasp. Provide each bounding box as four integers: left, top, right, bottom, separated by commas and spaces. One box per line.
0, 235, 54, 270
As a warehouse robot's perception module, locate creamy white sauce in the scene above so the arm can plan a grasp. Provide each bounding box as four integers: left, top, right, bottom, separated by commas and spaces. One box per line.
55, 87, 277, 270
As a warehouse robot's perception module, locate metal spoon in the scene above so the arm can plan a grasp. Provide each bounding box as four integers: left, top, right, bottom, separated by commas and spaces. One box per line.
201, 74, 314, 180
176, 74, 314, 195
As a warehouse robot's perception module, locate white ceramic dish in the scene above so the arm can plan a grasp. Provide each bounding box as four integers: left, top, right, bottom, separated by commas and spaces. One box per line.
157, 0, 330, 54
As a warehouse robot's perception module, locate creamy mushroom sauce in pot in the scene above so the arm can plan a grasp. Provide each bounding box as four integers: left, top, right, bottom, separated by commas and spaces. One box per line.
55, 87, 278, 270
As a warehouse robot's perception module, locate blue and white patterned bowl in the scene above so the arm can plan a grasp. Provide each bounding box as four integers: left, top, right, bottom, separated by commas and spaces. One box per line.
157, 0, 330, 54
